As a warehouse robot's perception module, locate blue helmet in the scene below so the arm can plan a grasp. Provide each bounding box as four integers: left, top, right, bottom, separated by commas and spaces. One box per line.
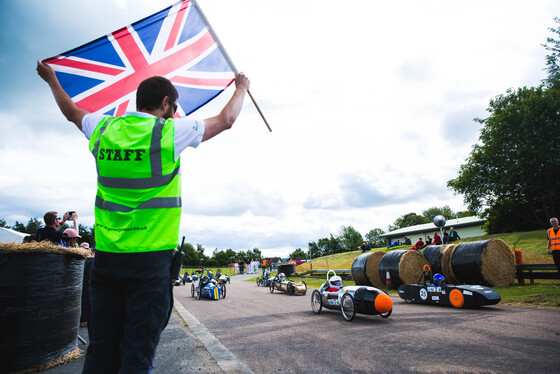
433, 273, 445, 286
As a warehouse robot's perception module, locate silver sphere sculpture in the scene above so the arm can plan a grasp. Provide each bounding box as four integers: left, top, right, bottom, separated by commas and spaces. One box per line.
433, 215, 446, 228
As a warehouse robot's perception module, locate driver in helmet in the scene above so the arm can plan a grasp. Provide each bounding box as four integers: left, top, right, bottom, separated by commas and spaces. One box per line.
326, 275, 343, 292
278, 272, 286, 282
433, 273, 445, 287
208, 270, 214, 279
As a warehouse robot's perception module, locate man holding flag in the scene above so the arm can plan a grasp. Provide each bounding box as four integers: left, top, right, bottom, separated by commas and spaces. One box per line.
37, 60, 249, 373
37, 55, 249, 374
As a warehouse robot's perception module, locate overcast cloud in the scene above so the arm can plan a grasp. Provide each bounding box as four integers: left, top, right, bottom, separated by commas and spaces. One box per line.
1, 0, 558, 257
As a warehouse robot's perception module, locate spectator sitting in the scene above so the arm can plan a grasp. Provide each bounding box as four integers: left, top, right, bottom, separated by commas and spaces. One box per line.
61, 228, 81, 248
23, 234, 36, 244
442, 229, 450, 244
433, 232, 442, 245
81, 242, 94, 256
387, 240, 400, 248
360, 241, 372, 253
449, 227, 460, 242
410, 238, 424, 251
421, 235, 432, 249
403, 236, 412, 245
35, 211, 78, 244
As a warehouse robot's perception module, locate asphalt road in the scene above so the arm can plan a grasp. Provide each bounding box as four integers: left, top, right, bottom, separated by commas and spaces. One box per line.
175, 274, 560, 374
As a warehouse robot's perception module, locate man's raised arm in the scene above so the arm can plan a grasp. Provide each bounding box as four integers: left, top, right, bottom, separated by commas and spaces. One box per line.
202, 73, 250, 142
36, 60, 89, 130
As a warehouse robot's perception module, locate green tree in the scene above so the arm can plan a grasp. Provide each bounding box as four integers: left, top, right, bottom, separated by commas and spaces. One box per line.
0, 218, 7, 227
388, 212, 430, 231
24, 218, 43, 234
448, 85, 560, 233
79, 224, 95, 247
307, 241, 322, 259
543, 17, 560, 87
289, 248, 306, 259
365, 228, 386, 248
421, 206, 455, 222
11, 221, 26, 233
338, 225, 363, 251
317, 235, 342, 256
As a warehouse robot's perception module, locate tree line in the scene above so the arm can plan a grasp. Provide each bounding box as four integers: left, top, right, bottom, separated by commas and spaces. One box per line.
0, 218, 262, 267
447, 17, 560, 233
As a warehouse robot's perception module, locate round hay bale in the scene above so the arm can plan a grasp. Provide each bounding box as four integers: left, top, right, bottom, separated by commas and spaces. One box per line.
351, 252, 373, 286
399, 250, 430, 284
378, 250, 429, 289
452, 239, 515, 286
0, 242, 88, 372
441, 244, 459, 284
364, 251, 385, 288
421, 245, 444, 274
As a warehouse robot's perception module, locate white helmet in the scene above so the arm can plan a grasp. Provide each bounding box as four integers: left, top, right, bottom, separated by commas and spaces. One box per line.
328, 275, 343, 290
279, 273, 286, 281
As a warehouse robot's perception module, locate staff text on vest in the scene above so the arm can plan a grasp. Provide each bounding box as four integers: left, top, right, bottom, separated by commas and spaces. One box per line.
98, 148, 146, 161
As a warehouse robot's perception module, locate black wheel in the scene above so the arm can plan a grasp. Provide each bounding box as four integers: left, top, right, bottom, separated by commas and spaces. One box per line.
269, 283, 275, 293
380, 308, 392, 318
196, 285, 201, 300
256, 278, 261, 286
221, 284, 227, 299
191, 283, 195, 298
311, 290, 323, 314
302, 281, 307, 296
341, 293, 356, 321
287, 282, 294, 295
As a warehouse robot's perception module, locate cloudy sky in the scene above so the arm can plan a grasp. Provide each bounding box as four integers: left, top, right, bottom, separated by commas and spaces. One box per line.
1, 0, 558, 257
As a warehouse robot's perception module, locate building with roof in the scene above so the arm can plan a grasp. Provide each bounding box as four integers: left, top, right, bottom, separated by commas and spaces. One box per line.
379, 216, 486, 246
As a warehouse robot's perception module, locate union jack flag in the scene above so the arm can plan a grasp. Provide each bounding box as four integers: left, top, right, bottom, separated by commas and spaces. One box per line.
44, 0, 234, 117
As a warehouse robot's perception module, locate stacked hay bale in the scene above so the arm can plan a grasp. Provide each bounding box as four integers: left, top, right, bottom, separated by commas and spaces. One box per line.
422, 239, 515, 286
378, 250, 430, 289
351, 251, 385, 288
452, 239, 515, 286
0, 241, 89, 373
441, 244, 460, 284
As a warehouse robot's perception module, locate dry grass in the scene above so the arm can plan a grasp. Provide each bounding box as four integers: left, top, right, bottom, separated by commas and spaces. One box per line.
0, 241, 90, 258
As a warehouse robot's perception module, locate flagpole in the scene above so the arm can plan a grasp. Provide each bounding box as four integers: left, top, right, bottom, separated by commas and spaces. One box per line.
191, 0, 272, 132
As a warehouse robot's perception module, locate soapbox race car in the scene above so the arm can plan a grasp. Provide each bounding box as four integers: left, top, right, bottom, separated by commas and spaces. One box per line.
397, 265, 501, 308
269, 273, 307, 295
256, 270, 273, 287
191, 269, 226, 300
216, 269, 230, 285
311, 270, 393, 321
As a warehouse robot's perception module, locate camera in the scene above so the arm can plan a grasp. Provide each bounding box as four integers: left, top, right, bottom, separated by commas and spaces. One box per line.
67, 211, 75, 221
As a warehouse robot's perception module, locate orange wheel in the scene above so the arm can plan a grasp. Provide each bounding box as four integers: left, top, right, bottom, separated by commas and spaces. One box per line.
449, 289, 464, 308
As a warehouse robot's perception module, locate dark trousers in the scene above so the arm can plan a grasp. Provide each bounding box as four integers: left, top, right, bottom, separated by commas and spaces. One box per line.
553, 250, 560, 274
82, 250, 173, 374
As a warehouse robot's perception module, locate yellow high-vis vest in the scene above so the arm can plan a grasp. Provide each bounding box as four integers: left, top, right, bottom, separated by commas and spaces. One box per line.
89, 115, 181, 253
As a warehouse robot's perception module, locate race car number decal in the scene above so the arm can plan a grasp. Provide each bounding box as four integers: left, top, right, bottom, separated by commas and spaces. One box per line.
328, 299, 340, 306
419, 288, 428, 300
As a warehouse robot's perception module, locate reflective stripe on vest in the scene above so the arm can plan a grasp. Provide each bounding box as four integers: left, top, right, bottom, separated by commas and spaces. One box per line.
89, 116, 181, 253
549, 227, 560, 251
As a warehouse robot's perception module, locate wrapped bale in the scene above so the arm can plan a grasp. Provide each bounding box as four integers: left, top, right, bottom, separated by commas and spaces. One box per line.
451, 239, 515, 286
351, 251, 385, 288
422, 245, 444, 274
441, 244, 459, 284
379, 250, 430, 289
0, 242, 89, 373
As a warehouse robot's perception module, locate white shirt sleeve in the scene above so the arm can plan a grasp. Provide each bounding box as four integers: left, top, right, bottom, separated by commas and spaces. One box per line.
82, 113, 109, 139
173, 117, 205, 160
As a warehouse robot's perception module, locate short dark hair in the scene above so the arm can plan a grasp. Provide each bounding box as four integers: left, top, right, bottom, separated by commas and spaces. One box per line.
44, 211, 58, 226
136, 76, 178, 111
